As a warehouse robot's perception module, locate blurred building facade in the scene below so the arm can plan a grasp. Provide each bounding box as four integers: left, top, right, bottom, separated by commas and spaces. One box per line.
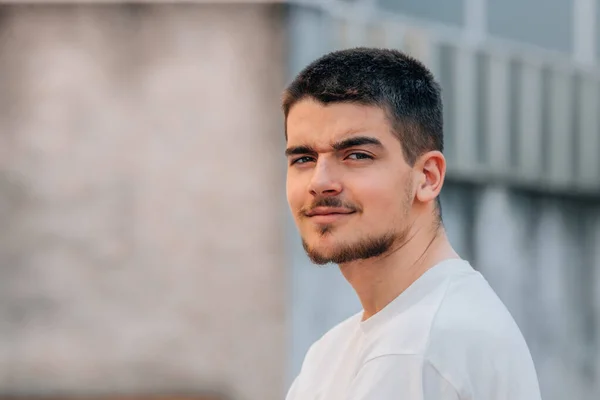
0, 1, 598, 400
286, 1, 600, 400
0, 3, 287, 400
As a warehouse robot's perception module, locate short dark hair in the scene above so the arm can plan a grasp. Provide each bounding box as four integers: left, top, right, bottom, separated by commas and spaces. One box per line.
282, 47, 443, 166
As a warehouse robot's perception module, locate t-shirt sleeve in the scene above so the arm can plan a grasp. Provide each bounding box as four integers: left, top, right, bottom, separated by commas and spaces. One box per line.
285, 337, 323, 400
347, 354, 460, 400
284, 376, 299, 400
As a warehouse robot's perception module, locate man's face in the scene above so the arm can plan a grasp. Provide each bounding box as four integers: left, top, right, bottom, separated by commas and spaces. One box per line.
285, 99, 416, 265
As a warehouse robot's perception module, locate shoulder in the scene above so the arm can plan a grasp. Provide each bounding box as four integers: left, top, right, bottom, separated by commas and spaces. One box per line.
429, 267, 529, 351
299, 311, 362, 370
425, 267, 541, 398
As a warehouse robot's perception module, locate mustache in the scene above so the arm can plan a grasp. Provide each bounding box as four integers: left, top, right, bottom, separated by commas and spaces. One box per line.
299, 197, 361, 217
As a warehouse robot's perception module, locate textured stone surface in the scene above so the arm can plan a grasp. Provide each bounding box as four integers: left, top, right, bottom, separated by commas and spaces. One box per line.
0, 4, 287, 400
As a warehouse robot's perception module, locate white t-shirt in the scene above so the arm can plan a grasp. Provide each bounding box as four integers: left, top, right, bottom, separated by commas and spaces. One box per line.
285, 259, 541, 400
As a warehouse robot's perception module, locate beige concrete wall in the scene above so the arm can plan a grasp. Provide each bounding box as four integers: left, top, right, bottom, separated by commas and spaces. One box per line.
0, 4, 287, 400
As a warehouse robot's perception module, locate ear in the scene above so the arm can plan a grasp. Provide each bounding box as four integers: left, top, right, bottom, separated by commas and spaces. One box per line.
414, 151, 446, 204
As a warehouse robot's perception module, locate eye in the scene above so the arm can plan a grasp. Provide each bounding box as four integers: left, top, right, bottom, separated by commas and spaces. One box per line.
291, 156, 315, 165
346, 152, 373, 160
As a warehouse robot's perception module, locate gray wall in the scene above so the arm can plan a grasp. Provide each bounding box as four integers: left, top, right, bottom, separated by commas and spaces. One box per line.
597, 0, 600, 58
377, 0, 576, 54
487, 0, 573, 52
377, 0, 464, 26
0, 4, 287, 400
444, 185, 600, 400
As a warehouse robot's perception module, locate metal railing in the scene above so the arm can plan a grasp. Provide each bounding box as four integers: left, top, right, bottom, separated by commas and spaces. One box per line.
287, 1, 600, 197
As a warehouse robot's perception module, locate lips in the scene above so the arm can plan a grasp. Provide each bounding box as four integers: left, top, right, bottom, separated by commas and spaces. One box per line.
303, 207, 356, 225
305, 207, 355, 217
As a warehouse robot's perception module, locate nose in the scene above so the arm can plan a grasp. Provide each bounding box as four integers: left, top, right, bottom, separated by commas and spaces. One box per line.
308, 158, 342, 197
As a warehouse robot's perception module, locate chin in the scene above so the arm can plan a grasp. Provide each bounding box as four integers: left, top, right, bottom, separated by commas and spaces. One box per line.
305, 227, 341, 243
302, 244, 339, 266
314, 239, 340, 252
302, 228, 397, 266
302, 234, 347, 259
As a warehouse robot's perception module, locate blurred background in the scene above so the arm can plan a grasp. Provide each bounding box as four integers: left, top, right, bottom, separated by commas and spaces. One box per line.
0, 0, 598, 400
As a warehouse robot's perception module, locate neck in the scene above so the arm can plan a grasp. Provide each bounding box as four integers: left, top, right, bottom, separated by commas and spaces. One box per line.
338, 222, 459, 321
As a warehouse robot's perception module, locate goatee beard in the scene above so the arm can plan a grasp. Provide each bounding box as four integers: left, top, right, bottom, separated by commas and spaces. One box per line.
302, 231, 398, 265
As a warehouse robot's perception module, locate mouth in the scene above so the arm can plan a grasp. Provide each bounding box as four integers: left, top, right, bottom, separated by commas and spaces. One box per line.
304, 207, 356, 223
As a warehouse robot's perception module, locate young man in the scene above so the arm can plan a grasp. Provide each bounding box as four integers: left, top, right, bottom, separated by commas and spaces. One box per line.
283, 48, 541, 400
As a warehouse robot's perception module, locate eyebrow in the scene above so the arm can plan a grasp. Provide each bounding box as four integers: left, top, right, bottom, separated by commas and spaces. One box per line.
332, 136, 383, 151
285, 135, 383, 157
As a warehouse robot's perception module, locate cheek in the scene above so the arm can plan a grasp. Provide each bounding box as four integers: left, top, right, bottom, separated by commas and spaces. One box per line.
286, 176, 305, 211
363, 191, 397, 217
353, 172, 410, 216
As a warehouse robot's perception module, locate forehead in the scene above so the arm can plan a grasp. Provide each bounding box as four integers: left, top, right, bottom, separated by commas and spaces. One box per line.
286, 99, 395, 145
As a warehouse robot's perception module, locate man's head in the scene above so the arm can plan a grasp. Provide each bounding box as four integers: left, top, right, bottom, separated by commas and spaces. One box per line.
283, 47, 446, 265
